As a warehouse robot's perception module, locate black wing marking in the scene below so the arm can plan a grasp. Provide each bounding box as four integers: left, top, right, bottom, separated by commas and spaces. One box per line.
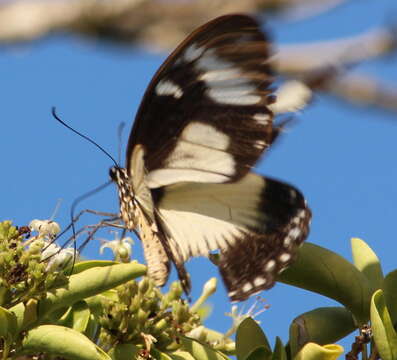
126, 15, 275, 188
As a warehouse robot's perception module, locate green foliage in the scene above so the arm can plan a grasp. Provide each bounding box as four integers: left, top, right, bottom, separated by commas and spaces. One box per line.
97, 278, 200, 351
0, 221, 68, 307
1, 219, 397, 359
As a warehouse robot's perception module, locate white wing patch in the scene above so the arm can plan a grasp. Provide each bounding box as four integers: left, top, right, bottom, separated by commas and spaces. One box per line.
208, 88, 261, 105
183, 43, 205, 62
182, 122, 230, 150
253, 113, 271, 126
155, 79, 183, 99
193, 49, 262, 105
196, 49, 230, 72
156, 173, 266, 262
147, 169, 230, 188
146, 122, 235, 188
199, 68, 243, 82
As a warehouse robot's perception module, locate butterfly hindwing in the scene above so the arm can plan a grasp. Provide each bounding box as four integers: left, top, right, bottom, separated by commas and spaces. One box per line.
127, 15, 275, 188
151, 174, 311, 301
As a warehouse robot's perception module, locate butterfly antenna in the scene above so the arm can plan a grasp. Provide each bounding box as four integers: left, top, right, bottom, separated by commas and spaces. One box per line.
51, 107, 119, 167
70, 180, 113, 227
117, 122, 126, 164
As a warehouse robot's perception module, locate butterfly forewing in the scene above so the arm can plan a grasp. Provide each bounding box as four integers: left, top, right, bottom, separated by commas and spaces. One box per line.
113, 14, 312, 302
126, 15, 275, 188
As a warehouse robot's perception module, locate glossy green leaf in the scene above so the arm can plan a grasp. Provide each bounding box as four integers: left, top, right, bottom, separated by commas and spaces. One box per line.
383, 270, 397, 326
245, 346, 272, 360
40, 262, 146, 316
371, 289, 397, 360
70, 260, 118, 275
278, 242, 372, 324
272, 337, 287, 360
289, 306, 355, 352
236, 317, 271, 360
181, 336, 229, 360
289, 321, 300, 358
20, 325, 110, 360
351, 238, 383, 290
0, 306, 18, 339
294, 343, 343, 360
11, 262, 146, 331
109, 343, 141, 360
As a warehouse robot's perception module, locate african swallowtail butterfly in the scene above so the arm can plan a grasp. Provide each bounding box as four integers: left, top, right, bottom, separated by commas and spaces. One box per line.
109, 14, 311, 302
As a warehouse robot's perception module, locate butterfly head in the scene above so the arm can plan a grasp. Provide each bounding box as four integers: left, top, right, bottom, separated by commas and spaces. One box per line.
109, 166, 137, 230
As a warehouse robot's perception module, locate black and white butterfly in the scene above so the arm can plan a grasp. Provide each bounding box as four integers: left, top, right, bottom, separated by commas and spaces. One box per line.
109, 14, 311, 302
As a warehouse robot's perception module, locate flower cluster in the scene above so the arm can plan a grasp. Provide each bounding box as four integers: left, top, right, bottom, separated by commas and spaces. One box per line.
98, 277, 201, 352
0, 220, 73, 306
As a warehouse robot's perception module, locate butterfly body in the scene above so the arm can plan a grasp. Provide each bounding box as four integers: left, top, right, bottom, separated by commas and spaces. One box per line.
111, 14, 311, 301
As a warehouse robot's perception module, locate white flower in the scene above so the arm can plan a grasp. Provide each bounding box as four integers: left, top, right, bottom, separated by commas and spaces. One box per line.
29, 219, 60, 239
41, 242, 75, 271
224, 298, 269, 337
99, 234, 133, 262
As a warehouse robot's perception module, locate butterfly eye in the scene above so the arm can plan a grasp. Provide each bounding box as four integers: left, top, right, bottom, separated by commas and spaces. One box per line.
109, 167, 118, 182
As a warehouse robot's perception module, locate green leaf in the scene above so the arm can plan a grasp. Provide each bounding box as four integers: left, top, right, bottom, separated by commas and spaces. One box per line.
70, 260, 118, 275
278, 242, 372, 324
383, 270, 397, 326
245, 346, 272, 360
289, 307, 355, 353
58, 301, 91, 333
0, 306, 18, 340
351, 238, 383, 290
84, 314, 99, 339
11, 262, 146, 331
11, 298, 39, 331
294, 343, 343, 360
371, 289, 397, 360
42, 263, 145, 316
168, 350, 196, 360
109, 343, 141, 360
20, 325, 110, 360
152, 349, 174, 359
289, 321, 300, 358
272, 337, 287, 360
236, 318, 271, 360
181, 336, 230, 360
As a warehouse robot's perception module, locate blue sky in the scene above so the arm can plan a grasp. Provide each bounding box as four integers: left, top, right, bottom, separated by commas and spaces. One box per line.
1, 0, 397, 352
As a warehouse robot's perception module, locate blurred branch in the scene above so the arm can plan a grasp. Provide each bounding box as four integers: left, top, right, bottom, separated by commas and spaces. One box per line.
1, 0, 396, 114
0, 0, 351, 48
323, 73, 397, 113
273, 0, 349, 22
274, 25, 397, 113
276, 26, 397, 74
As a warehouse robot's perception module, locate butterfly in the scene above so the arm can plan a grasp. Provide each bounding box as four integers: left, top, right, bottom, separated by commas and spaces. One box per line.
109, 14, 311, 302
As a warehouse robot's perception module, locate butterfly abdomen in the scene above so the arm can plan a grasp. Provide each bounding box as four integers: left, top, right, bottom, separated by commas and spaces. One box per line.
110, 166, 171, 286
